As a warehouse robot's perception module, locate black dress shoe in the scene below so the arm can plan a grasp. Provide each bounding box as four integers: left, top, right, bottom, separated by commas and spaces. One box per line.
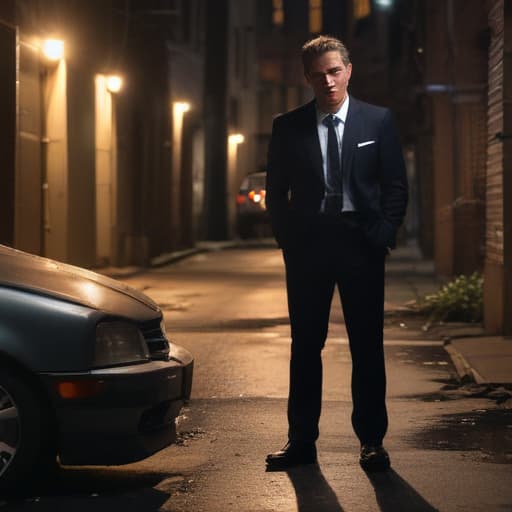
359, 444, 390, 472
266, 441, 317, 470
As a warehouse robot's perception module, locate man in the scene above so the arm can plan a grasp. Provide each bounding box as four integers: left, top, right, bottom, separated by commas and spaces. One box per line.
265, 35, 408, 472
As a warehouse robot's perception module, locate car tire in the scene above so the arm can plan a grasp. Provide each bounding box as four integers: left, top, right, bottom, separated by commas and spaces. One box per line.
0, 365, 56, 494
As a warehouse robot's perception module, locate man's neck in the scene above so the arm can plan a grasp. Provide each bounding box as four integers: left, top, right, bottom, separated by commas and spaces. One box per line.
318, 93, 348, 115
317, 94, 349, 116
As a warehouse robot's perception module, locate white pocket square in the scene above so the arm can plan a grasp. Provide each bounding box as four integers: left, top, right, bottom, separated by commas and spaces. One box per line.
357, 140, 375, 147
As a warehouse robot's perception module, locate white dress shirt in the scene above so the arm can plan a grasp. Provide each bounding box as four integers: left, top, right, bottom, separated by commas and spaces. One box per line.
315, 96, 355, 212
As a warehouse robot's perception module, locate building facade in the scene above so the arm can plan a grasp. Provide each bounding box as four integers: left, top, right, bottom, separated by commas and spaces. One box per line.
484, 0, 512, 335
0, 0, 259, 266
253, 0, 511, 334
2, 0, 509, 334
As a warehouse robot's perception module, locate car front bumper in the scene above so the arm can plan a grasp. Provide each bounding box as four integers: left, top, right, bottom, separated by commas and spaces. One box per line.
41, 344, 193, 465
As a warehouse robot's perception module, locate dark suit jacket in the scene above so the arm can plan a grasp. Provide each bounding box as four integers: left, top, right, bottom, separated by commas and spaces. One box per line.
266, 96, 408, 250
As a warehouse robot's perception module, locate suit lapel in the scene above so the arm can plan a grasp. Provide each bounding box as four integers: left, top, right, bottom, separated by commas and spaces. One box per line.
342, 96, 362, 182
300, 101, 324, 184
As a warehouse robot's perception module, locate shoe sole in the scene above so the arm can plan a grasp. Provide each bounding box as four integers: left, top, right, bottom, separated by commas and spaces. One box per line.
359, 458, 390, 472
265, 459, 317, 471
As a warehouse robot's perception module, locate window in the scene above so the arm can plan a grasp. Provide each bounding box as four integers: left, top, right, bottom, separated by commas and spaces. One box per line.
309, 0, 322, 34
272, 0, 284, 27
353, 0, 371, 19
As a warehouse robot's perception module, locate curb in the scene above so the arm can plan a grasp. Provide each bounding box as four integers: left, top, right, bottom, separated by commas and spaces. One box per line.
97, 239, 277, 279
443, 341, 485, 384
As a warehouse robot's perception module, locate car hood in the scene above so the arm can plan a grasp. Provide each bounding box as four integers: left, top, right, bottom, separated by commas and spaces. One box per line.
0, 245, 160, 321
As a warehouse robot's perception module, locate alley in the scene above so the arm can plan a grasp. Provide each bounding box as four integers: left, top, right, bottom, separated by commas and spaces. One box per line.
6, 246, 512, 511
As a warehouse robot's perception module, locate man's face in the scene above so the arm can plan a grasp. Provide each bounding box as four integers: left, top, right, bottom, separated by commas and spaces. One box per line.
305, 51, 352, 113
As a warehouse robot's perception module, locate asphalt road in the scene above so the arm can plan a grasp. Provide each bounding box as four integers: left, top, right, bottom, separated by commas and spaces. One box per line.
5, 247, 512, 511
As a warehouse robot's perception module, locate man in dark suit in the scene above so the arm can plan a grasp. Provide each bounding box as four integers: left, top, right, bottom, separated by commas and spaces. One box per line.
265, 35, 408, 472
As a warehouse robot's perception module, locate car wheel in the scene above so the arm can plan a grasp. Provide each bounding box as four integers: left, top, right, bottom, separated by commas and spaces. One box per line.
0, 366, 56, 493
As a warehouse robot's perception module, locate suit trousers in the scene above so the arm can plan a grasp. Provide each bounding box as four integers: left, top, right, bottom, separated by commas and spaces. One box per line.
283, 214, 387, 446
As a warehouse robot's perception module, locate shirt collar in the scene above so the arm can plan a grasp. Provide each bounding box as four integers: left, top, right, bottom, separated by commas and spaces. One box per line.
316, 95, 350, 125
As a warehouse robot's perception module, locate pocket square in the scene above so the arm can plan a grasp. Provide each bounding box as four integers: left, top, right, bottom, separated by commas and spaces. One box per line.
357, 140, 375, 147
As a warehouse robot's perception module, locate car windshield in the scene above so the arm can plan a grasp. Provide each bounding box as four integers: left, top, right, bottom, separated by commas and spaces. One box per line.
242, 173, 266, 192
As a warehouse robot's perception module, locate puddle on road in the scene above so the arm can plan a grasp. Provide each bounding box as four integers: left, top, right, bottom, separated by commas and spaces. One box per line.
216, 317, 290, 330
410, 408, 512, 463
407, 383, 512, 404
410, 392, 457, 402
392, 345, 451, 366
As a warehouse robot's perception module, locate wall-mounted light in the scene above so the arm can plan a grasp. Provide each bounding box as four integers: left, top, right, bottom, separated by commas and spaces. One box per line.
106, 75, 123, 93
374, 0, 394, 8
170, 101, 192, 239
228, 134, 245, 145
174, 101, 191, 115
42, 39, 65, 61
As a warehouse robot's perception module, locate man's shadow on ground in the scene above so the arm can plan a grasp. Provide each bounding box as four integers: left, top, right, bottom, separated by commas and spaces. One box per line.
366, 468, 439, 512
285, 464, 344, 512
283, 464, 438, 512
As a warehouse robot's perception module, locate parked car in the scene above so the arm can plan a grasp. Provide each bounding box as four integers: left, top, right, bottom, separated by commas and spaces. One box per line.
0, 244, 193, 491
236, 171, 271, 238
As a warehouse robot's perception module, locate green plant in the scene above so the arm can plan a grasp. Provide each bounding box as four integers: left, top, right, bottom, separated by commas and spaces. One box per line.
419, 272, 483, 324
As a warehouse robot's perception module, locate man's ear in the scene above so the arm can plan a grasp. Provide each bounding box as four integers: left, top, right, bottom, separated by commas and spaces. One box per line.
304, 72, 312, 86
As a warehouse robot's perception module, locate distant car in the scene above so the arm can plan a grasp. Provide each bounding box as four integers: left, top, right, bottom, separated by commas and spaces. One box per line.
236, 171, 271, 238
0, 244, 193, 491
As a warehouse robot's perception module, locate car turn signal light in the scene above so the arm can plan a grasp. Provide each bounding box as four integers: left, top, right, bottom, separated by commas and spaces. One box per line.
56, 380, 105, 399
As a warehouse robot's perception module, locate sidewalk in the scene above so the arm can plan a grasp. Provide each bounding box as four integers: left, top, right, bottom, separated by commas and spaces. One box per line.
386, 244, 512, 387
97, 239, 274, 279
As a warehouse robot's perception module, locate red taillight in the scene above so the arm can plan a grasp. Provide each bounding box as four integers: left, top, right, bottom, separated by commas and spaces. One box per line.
248, 189, 266, 203
237, 194, 247, 205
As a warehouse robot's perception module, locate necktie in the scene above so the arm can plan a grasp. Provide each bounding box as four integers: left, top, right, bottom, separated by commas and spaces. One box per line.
323, 114, 343, 214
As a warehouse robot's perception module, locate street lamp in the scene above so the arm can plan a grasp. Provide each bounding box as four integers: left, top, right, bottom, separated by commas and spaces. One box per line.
42, 39, 65, 61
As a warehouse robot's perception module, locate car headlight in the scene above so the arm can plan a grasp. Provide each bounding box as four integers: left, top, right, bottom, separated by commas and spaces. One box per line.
94, 321, 149, 368
160, 318, 167, 339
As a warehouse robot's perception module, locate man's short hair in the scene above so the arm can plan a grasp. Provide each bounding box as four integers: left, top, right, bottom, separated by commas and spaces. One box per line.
301, 35, 350, 72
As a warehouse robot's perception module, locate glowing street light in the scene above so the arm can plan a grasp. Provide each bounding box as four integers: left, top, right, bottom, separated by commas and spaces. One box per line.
42, 39, 65, 61
170, 101, 192, 241
106, 75, 123, 93
375, 0, 394, 8
228, 133, 245, 145
227, 133, 245, 236
174, 101, 191, 115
